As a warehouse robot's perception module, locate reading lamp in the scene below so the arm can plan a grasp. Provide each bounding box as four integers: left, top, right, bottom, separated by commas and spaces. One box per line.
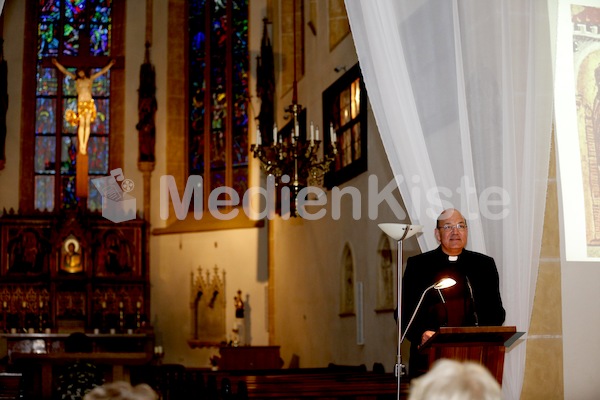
378, 223, 422, 400
400, 277, 457, 344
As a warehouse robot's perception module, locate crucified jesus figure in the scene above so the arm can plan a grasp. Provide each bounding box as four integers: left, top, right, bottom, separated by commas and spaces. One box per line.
52, 58, 116, 155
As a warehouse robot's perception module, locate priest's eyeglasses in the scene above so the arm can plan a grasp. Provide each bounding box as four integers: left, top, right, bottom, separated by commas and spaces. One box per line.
438, 223, 468, 231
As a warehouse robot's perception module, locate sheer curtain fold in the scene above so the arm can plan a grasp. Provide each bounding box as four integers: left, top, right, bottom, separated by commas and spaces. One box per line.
345, 0, 554, 398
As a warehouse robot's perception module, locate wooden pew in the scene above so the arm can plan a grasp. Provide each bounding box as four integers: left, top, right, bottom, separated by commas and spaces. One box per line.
213, 369, 407, 399
0, 372, 23, 400
132, 366, 409, 399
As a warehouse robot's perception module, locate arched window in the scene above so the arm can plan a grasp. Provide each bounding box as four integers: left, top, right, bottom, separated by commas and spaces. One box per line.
22, 0, 124, 213
376, 233, 394, 311
340, 243, 355, 316
188, 0, 249, 204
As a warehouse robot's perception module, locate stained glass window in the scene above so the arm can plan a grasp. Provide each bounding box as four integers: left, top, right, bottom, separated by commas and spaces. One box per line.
34, 0, 113, 212
189, 0, 249, 205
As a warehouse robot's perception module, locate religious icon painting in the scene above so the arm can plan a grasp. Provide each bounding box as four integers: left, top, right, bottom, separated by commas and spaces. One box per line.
60, 234, 83, 274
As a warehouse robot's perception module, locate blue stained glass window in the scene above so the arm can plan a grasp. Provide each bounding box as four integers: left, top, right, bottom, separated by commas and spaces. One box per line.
189, 0, 249, 203
92, 70, 111, 95
88, 136, 109, 174
34, 0, 113, 211
60, 136, 78, 174
35, 176, 55, 211
92, 99, 109, 133
61, 69, 78, 96
61, 176, 78, 209
35, 136, 57, 174
36, 67, 58, 96
35, 98, 57, 134
90, 25, 110, 56
87, 177, 102, 211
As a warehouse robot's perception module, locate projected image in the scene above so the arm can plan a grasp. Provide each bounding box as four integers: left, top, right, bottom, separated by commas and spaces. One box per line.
572, 4, 600, 257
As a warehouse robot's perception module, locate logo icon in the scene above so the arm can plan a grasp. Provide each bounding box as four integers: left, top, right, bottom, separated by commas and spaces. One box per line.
92, 168, 136, 223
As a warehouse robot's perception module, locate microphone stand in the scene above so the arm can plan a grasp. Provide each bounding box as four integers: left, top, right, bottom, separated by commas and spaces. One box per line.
465, 276, 479, 327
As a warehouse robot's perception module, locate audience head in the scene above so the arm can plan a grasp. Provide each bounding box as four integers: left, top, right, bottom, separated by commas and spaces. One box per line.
408, 359, 501, 400
83, 381, 158, 400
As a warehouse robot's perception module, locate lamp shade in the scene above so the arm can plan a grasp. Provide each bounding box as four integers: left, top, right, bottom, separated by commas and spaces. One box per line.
433, 277, 456, 290
378, 223, 423, 241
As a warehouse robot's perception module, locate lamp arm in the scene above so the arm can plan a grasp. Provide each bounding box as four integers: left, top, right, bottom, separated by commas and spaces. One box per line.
400, 284, 434, 344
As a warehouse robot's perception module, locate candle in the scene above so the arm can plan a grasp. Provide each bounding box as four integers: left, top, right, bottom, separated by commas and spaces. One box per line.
310, 122, 315, 145
329, 123, 335, 143
256, 128, 262, 145
273, 125, 278, 143
295, 122, 299, 138
315, 126, 320, 141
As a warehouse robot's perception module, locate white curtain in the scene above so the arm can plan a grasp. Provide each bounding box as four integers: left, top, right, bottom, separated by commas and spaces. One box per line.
345, 0, 554, 398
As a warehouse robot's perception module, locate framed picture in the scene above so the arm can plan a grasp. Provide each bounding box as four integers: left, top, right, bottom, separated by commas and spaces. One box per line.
322, 63, 368, 188
555, 0, 600, 261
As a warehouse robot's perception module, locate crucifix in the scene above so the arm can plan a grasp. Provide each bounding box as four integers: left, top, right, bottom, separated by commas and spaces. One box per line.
50, 55, 121, 200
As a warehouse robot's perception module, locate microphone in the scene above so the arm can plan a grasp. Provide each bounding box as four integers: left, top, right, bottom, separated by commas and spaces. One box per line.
465, 276, 479, 327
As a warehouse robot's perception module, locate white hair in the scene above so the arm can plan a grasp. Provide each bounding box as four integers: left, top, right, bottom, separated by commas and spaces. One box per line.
83, 381, 158, 400
408, 359, 502, 400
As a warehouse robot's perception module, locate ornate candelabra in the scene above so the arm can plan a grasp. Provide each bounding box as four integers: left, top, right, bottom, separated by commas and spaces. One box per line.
251, 1, 337, 216
250, 101, 338, 209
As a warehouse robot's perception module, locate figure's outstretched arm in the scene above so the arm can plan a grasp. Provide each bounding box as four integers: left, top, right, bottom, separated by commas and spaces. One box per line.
52, 58, 76, 79
90, 59, 116, 80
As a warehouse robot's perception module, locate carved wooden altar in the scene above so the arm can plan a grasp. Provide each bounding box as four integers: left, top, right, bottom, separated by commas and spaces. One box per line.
0, 209, 150, 334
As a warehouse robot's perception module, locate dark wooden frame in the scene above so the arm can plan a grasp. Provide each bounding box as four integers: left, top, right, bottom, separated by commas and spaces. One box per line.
322, 63, 368, 189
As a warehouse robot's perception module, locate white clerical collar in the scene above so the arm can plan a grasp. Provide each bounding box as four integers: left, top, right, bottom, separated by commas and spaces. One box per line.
448, 255, 458, 262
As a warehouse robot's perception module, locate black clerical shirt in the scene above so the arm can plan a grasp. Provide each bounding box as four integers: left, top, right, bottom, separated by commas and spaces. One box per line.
401, 246, 505, 378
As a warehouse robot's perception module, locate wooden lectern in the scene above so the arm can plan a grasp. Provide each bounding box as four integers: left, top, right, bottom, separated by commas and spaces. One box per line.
419, 326, 520, 385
